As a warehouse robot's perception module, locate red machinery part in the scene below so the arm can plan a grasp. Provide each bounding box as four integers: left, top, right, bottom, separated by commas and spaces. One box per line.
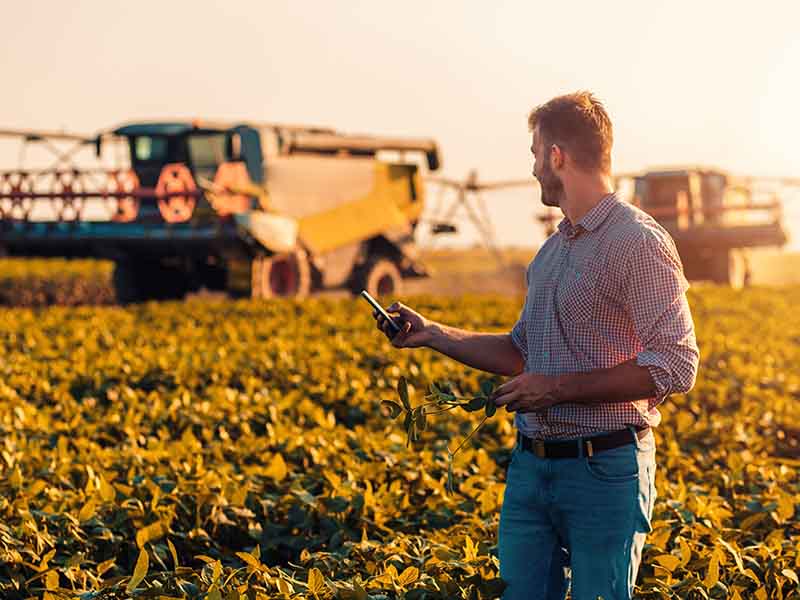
51, 170, 85, 221
156, 163, 196, 223
105, 169, 140, 222
0, 171, 34, 220
210, 161, 252, 216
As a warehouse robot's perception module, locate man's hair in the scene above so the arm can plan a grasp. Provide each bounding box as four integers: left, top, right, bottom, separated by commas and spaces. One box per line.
528, 91, 613, 173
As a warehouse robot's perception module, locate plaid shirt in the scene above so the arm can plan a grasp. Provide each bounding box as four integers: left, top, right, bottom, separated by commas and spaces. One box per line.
510, 193, 699, 440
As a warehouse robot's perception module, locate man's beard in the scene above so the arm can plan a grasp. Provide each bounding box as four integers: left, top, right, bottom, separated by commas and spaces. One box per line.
537, 165, 564, 208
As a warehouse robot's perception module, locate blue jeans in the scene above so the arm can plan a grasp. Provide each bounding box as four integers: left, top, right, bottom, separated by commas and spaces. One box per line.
498, 429, 657, 600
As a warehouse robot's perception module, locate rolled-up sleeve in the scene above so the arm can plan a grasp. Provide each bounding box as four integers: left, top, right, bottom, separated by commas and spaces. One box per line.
623, 228, 699, 406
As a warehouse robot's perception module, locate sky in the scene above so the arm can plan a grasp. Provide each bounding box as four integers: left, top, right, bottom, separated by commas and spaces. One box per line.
1, 0, 799, 248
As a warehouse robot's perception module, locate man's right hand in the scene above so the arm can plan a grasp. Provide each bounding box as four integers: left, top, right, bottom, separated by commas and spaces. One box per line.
374, 302, 433, 348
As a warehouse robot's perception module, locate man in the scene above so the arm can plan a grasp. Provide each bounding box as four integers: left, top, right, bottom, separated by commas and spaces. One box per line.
373, 91, 699, 599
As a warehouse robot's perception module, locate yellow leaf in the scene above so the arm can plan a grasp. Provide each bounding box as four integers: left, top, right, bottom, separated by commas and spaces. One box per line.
265, 453, 288, 482
740, 512, 766, 531
97, 558, 115, 577
782, 568, 799, 585
463, 535, 478, 561
648, 527, 672, 549
679, 537, 692, 567
136, 521, 166, 548
10, 466, 23, 489
45, 570, 59, 590
236, 551, 261, 569
396, 566, 419, 587
307, 567, 326, 595
654, 554, 681, 572
212, 560, 222, 583
277, 578, 293, 594
126, 549, 149, 593
28, 480, 48, 497
167, 538, 179, 570
195, 554, 217, 564
98, 476, 116, 503
777, 492, 795, 521
78, 499, 96, 523
230, 484, 248, 507
703, 548, 720, 589
755, 586, 767, 600
38, 549, 56, 572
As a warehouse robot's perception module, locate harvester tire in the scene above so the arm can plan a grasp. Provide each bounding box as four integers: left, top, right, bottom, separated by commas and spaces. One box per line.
354, 257, 403, 298
251, 249, 311, 299
709, 249, 750, 288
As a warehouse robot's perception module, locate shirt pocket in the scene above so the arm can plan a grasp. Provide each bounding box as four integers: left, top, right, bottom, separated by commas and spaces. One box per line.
555, 261, 597, 324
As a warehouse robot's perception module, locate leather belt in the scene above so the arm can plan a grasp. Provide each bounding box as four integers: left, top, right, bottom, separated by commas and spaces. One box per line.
518, 426, 650, 459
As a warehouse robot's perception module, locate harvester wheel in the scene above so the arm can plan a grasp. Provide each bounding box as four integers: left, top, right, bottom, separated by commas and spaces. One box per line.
251, 249, 311, 299
354, 257, 403, 297
709, 249, 751, 288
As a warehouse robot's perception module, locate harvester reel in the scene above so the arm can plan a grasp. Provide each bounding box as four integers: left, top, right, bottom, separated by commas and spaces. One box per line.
156, 163, 197, 223
51, 170, 85, 222
209, 162, 252, 216
106, 169, 140, 223
0, 171, 34, 221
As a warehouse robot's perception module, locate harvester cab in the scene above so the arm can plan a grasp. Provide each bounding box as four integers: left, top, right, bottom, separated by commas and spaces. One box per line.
0, 121, 441, 302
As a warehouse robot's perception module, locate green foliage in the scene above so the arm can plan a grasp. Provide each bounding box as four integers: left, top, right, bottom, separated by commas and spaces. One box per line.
0, 286, 798, 599
386, 376, 498, 494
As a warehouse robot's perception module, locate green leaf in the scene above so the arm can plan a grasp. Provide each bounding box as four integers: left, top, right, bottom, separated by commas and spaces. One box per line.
480, 380, 494, 398
464, 396, 486, 412
403, 410, 414, 434
438, 381, 454, 396
417, 406, 427, 431
397, 376, 411, 410
485, 398, 497, 417
381, 400, 403, 419
126, 548, 149, 593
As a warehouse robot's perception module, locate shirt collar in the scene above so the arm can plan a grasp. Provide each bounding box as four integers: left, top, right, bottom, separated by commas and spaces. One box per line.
557, 192, 618, 239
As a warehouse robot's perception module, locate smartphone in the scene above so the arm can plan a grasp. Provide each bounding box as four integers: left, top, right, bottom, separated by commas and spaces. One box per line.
360, 290, 402, 336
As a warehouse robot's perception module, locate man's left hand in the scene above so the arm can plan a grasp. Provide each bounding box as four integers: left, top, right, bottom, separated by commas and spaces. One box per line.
492, 373, 563, 414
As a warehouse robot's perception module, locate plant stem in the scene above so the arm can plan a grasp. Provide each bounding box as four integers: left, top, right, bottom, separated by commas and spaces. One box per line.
447, 414, 489, 456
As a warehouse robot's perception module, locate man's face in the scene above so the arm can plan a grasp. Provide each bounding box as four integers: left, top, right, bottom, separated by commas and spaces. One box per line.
531, 126, 564, 208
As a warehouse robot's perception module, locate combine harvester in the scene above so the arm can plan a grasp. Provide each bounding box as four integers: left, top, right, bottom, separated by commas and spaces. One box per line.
0, 122, 442, 301
428, 167, 795, 287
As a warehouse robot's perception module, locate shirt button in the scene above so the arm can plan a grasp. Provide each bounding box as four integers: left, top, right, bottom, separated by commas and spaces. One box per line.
543, 351, 549, 358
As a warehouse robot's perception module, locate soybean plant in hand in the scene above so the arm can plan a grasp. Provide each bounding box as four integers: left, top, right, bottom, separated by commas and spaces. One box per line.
381, 376, 498, 494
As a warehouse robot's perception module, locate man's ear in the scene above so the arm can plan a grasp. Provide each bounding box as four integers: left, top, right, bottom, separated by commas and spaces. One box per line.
550, 144, 564, 171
